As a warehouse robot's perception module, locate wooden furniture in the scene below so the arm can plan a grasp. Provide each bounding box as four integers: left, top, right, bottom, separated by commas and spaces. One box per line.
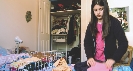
114, 46, 133, 66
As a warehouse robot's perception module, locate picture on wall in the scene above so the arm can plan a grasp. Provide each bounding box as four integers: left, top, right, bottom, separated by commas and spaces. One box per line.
109, 6, 129, 32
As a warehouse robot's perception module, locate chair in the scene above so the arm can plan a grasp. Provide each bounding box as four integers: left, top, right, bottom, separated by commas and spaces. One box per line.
114, 46, 133, 66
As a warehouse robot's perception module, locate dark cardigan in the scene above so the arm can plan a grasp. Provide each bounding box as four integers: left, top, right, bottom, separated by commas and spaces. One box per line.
84, 16, 128, 62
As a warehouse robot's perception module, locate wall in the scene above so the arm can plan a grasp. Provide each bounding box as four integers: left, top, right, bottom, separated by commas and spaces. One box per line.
81, 0, 133, 62
0, 0, 39, 51
81, 0, 91, 62
107, 0, 133, 46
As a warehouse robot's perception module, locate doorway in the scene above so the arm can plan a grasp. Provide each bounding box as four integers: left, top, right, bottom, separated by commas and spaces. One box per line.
49, 0, 81, 64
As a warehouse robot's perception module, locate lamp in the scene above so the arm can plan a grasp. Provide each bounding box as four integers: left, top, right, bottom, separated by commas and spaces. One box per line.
14, 36, 23, 54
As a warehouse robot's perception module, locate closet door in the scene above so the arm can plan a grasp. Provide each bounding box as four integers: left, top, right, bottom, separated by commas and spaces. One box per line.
38, 0, 50, 52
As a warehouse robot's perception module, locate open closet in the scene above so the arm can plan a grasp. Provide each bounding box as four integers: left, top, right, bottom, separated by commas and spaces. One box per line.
49, 0, 81, 63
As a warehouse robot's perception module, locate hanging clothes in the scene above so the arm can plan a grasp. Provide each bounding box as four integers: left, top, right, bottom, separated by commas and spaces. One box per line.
66, 15, 71, 33
67, 15, 76, 45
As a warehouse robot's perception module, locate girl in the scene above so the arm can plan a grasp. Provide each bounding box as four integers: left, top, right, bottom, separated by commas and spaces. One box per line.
84, 0, 128, 69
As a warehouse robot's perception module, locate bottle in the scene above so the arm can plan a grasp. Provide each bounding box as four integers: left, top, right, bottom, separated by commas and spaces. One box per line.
68, 56, 72, 65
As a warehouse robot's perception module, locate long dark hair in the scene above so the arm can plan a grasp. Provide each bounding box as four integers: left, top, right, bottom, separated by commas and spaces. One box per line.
90, 0, 110, 39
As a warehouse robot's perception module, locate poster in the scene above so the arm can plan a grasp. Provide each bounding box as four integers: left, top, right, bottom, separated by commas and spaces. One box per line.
109, 7, 129, 32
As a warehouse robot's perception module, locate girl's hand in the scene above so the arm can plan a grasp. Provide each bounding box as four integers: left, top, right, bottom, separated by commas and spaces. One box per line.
105, 59, 115, 69
87, 58, 96, 66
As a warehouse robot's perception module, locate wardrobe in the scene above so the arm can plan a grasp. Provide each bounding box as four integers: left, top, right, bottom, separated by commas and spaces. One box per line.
38, 0, 91, 62
50, 0, 81, 63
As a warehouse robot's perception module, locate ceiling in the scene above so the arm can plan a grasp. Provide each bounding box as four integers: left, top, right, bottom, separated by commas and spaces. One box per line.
50, 0, 81, 5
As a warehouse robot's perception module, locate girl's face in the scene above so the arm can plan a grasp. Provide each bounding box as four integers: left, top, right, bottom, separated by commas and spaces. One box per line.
93, 4, 104, 20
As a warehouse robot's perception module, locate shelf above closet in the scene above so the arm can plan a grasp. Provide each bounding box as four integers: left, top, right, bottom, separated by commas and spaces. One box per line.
52, 34, 67, 36
50, 10, 81, 16
50, 0, 81, 5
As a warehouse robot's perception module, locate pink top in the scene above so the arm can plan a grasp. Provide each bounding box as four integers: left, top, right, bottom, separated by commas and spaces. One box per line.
94, 23, 105, 61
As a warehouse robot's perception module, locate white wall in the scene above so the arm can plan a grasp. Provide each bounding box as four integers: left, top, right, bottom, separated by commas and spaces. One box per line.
107, 0, 133, 46
81, 0, 91, 62
0, 0, 39, 50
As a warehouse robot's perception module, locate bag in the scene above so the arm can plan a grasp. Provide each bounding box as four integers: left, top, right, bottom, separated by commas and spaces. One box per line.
52, 58, 72, 71
87, 62, 110, 71
113, 65, 132, 71
74, 61, 89, 71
